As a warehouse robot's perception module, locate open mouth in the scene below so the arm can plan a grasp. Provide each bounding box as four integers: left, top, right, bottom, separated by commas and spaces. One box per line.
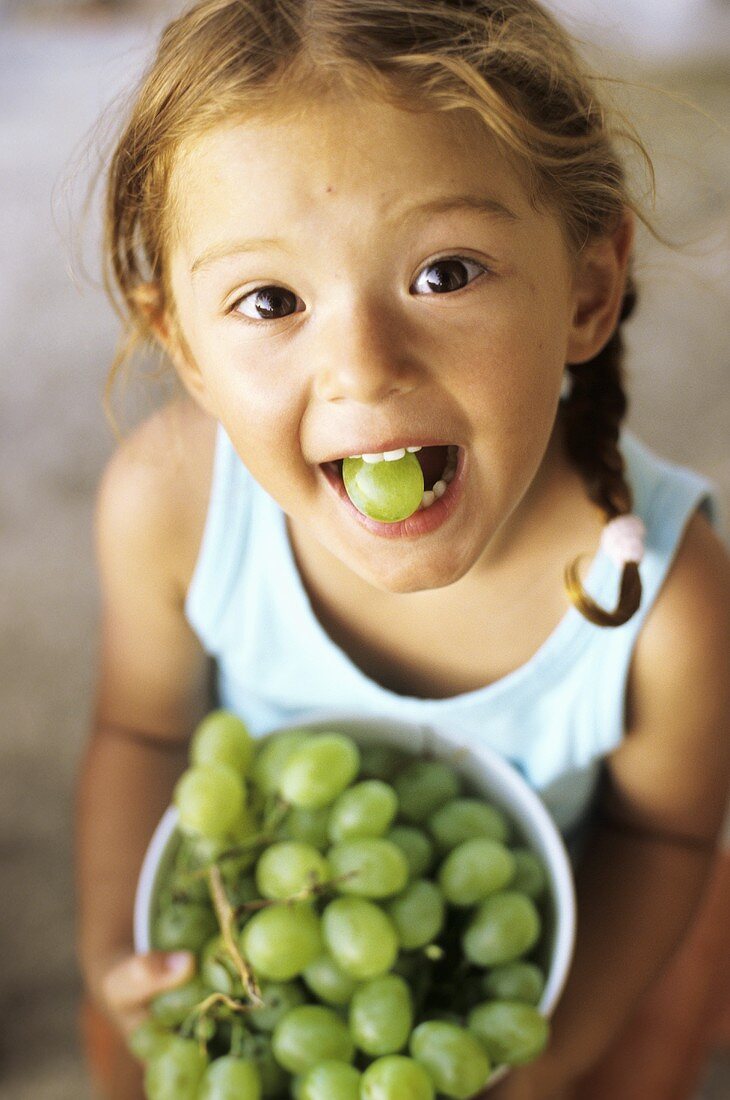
322, 444, 459, 511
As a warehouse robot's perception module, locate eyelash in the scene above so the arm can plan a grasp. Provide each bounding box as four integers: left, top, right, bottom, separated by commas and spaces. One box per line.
227, 255, 490, 325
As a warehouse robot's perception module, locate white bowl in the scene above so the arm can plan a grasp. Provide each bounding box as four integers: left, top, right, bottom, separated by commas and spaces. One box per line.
135, 713, 576, 1087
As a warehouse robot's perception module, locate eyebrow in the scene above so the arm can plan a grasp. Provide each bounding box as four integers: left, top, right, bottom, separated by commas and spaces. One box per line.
190, 194, 518, 275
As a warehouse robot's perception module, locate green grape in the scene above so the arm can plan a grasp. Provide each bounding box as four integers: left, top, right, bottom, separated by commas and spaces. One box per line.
144, 1035, 209, 1100
322, 897, 399, 980
349, 974, 413, 1056
463, 891, 541, 967
328, 838, 409, 898
342, 453, 424, 523
237, 1031, 290, 1098
481, 961, 545, 1006
241, 902, 322, 980
386, 879, 445, 949
191, 710, 255, 777
392, 761, 460, 824
255, 841, 330, 900
360, 1055, 435, 1100
302, 952, 361, 1006
271, 1004, 355, 1075
197, 1054, 262, 1099
298, 1060, 361, 1100
409, 1021, 491, 1099
468, 1000, 549, 1066
509, 848, 548, 899
385, 826, 434, 880
427, 798, 510, 851
248, 980, 307, 1032
437, 838, 515, 907
149, 977, 209, 1028
153, 901, 218, 953
278, 805, 331, 850
252, 730, 309, 795
127, 1017, 172, 1062
174, 764, 245, 839
358, 743, 408, 782
327, 781, 398, 842
201, 935, 244, 998
278, 733, 360, 809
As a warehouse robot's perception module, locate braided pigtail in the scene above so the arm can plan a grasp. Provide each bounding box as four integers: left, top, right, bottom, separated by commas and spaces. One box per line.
561, 278, 644, 627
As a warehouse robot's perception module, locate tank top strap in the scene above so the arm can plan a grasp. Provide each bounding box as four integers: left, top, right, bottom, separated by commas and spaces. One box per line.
185, 420, 254, 652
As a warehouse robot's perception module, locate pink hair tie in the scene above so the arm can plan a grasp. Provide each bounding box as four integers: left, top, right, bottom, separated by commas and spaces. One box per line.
600, 514, 646, 566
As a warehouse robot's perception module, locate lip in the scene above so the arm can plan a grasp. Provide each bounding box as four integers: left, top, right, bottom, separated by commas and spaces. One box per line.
319, 447, 466, 539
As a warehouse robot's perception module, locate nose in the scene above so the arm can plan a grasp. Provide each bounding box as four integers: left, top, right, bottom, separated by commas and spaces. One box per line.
313, 295, 422, 405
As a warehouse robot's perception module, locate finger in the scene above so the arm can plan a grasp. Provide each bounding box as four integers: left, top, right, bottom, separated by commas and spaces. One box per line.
102, 951, 195, 1012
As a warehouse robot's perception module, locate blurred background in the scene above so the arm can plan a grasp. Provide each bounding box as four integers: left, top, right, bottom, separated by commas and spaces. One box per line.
1, 0, 728, 1096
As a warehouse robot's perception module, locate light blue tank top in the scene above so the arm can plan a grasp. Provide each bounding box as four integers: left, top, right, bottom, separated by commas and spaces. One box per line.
185, 424, 724, 855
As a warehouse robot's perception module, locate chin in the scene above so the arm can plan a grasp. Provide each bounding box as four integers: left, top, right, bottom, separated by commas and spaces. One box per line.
353, 543, 477, 595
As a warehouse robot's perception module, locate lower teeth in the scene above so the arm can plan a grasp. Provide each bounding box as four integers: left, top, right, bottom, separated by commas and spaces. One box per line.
418, 449, 457, 509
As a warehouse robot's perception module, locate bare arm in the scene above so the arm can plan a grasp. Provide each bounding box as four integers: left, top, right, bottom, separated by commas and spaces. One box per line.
494, 511, 730, 1098
74, 405, 213, 1023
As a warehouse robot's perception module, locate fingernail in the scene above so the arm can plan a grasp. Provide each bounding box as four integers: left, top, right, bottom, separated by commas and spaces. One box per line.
164, 951, 191, 973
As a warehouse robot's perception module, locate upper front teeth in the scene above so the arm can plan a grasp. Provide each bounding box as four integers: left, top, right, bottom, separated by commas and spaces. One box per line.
354, 446, 422, 463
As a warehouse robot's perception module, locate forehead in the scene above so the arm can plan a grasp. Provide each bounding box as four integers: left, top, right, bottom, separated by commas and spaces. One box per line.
168, 97, 533, 255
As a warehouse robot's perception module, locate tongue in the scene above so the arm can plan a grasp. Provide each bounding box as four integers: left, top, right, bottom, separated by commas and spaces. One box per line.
416, 446, 449, 491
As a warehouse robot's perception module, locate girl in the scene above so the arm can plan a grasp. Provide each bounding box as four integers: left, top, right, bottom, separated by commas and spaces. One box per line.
75, 1, 730, 1097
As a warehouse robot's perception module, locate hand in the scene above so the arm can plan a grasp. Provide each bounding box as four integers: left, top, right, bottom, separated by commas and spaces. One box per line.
99, 949, 196, 1041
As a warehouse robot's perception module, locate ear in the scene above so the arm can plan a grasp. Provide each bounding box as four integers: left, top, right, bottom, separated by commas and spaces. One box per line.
566, 210, 635, 365
129, 283, 216, 414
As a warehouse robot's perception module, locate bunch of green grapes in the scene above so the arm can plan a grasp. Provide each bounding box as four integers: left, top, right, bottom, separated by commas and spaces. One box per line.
133, 711, 553, 1099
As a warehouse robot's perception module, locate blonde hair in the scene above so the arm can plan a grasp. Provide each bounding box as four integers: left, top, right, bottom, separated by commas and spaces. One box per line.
103, 0, 657, 627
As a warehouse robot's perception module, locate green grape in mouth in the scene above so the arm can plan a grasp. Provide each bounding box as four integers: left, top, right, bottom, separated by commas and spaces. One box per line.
409, 1020, 491, 1099
271, 1004, 355, 1075
360, 1055, 435, 1100
342, 453, 424, 523
468, 999, 550, 1065
327, 780, 398, 842
348, 973, 413, 1056
327, 837, 409, 898
298, 1060, 361, 1100
197, 1053, 262, 1099
191, 710, 254, 777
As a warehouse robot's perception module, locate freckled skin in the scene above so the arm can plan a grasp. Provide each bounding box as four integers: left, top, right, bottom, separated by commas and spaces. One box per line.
164, 95, 625, 596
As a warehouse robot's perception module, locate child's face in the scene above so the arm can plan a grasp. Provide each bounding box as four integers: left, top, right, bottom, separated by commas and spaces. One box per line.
165, 96, 591, 593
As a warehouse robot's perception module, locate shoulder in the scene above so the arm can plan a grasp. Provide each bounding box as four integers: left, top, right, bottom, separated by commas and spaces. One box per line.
95, 394, 217, 600
604, 509, 730, 844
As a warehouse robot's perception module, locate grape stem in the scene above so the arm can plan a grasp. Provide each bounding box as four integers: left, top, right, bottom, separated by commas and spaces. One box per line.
234, 870, 359, 916
208, 864, 264, 1007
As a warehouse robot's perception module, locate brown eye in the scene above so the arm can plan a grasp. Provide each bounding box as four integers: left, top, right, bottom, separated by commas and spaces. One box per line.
233, 285, 300, 320
413, 257, 486, 295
